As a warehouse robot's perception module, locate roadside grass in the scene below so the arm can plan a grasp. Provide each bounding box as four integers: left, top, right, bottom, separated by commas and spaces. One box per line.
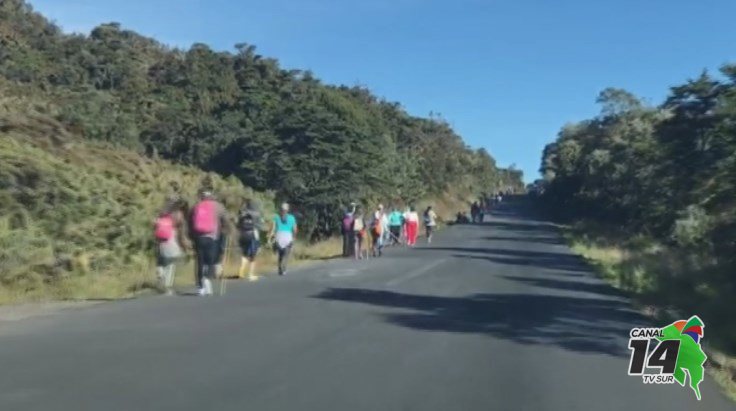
564, 223, 736, 401
419, 190, 473, 224
0, 238, 345, 304
0, 97, 271, 304
0, 91, 470, 304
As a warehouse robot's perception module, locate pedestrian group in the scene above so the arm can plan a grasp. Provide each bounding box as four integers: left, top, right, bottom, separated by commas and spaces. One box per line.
152, 188, 445, 296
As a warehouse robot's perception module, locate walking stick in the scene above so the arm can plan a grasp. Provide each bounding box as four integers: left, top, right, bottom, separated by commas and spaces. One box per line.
144, 249, 153, 293
388, 230, 400, 246
219, 235, 233, 296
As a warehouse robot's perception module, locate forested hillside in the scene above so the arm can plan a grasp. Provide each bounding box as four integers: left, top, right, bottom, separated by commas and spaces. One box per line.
0, 0, 522, 242
540, 72, 736, 351
0, 85, 266, 302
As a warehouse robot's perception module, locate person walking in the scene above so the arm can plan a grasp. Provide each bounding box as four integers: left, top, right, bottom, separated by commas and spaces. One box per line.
341, 203, 356, 257
471, 201, 480, 224
237, 198, 264, 281
153, 199, 188, 295
402, 206, 411, 246
405, 206, 420, 247
269, 203, 297, 276
191, 189, 228, 296
370, 204, 387, 257
388, 207, 403, 246
380, 206, 390, 253
423, 205, 438, 244
352, 207, 367, 260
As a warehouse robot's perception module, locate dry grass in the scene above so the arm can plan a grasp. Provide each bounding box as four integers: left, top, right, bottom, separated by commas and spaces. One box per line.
0, 89, 473, 304
565, 226, 736, 401
173, 237, 344, 285
419, 189, 474, 223
0, 236, 344, 304
0, 94, 273, 304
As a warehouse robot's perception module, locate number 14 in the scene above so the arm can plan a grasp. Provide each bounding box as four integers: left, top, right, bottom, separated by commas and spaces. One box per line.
628, 339, 680, 375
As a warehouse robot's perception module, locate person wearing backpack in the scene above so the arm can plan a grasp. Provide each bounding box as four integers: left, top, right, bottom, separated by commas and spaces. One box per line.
153, 200, 187, 296
341, 203, 356, 258
370, 204, 386, 257
352, 207, 367, 260
237, 199, 264, 281
269, 202, 298, 276
387, 207, 403, 246
190, 189, 228, 296
423, 205, 438, 244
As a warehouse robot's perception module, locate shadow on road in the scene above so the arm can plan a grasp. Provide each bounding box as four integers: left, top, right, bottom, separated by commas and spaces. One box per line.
314, 288, 642, 357
415, 246, 590, 273
451, 253, 590, 274
478, 220, 558, 233
481, 235, 565, 246
486, 208, 527, 218
499, 274, 628, 298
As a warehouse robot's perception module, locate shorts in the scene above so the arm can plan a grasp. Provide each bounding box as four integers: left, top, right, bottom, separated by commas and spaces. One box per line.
156, 253, 176, 267
389, 225, 401, 237
426, 225, 435, 236
157, 239, 182, 267
239, 237, 260, 259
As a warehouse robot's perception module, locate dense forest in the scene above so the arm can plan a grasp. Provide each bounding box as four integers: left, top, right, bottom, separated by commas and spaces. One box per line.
0, 0, 522, 242
540, 71, 736, 349
541, 76, 735, 260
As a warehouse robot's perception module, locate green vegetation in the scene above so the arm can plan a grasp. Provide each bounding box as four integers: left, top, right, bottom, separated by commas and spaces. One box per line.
566, 227, 736, 400
540, 70, 736, 393
0, 0, 523, 242
0, 0, 522, 303
0, 91, 268, 302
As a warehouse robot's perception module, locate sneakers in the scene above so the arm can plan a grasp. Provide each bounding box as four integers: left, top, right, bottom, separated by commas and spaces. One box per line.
248, 275, 259, 282
198, 278, 213, 296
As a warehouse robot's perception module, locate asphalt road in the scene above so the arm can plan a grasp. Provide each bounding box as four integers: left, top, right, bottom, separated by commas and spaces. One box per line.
0, 200, 732, 410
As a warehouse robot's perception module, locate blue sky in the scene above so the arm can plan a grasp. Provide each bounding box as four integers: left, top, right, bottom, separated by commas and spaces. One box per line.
29, 0, 736, 182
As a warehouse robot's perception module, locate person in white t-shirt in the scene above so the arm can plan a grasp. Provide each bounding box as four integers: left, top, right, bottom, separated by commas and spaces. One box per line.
423, 206, 438, 244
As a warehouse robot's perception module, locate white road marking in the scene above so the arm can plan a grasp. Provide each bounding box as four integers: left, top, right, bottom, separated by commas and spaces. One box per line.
385, 258, 446, 287
328, 268, 362, 278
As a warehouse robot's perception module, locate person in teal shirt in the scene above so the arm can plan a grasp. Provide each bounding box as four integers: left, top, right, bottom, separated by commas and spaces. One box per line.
269, 203, 298, 275
387, 207, 403, 246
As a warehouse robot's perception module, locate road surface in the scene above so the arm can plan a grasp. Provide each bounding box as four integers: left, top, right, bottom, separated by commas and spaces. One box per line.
0, 200, 732, 410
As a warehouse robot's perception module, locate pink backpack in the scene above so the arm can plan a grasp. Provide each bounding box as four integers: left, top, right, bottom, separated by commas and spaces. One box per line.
192, 200, 218, 235
154, 215, 175, 241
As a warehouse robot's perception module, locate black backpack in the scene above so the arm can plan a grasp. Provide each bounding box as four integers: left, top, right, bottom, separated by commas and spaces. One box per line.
239, 211, 256, 240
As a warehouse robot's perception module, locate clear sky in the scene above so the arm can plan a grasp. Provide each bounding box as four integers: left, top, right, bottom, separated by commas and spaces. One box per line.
29, 0, 736, 182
